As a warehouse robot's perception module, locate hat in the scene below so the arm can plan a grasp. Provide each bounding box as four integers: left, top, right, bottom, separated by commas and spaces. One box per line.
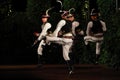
56, 0, 63, 12
42, 14, 50, 18
90, 8, 98, 16
67, 8, 75, 18
42, 7, 53, 18
67, 14, 73, 18
61, 11, 69, 17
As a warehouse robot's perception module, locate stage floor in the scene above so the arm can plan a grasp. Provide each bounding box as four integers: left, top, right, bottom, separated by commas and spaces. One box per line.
0, 64, 120, 80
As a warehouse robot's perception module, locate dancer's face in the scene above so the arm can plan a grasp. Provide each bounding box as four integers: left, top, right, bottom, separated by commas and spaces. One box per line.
91, 15, 97, 21
42, 17, 48, 23
67, 16, 75, 21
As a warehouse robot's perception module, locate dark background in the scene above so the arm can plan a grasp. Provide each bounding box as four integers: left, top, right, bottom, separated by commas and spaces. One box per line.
0, 0, 120, 69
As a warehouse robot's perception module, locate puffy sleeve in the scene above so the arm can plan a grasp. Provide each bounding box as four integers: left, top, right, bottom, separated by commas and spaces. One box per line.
86, 21, 93, 36
72, 21, 80, 36
38, 23, 51, 40
52, 20, 66, 37
100, 20, 107, 32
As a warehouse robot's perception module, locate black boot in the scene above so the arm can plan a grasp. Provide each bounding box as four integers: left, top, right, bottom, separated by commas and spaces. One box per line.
66, 60, 74, 75
38, 54, 43, 67
95, 54, 100, 65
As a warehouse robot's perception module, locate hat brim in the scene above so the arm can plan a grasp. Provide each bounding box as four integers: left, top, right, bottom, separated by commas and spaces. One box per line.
61, 11, 69, 17
67, 14, 74, 18
42, 15, 50, 18
90, 13, 98, 16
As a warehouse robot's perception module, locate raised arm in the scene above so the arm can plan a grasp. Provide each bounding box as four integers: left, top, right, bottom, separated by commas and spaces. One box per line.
100, 20, 107, 32
37, 23, 51, 40
52, 20, 66, 37
86, 21, 93, 36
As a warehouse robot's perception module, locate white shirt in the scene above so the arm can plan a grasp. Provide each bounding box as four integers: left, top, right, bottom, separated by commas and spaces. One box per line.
72, 21, 80, 36
38, 22, 51, 40
52, 19, 66, 37
86, 20, 107, 36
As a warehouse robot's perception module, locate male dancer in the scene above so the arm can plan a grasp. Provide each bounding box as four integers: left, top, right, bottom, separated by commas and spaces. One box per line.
84, 9, 107, 64
46, 10, 74, 74
33, 8, 52, 67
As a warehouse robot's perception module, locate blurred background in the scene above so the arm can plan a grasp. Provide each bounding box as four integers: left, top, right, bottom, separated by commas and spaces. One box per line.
0, 0, 120, 69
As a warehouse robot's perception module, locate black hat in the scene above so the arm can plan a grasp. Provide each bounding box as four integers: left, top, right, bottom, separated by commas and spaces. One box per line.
90, 8, 98, 16
41, 7, 53, 18
42, 14, 50, 18
67, 8, 75, 18
61, 11, 69, 17
56, 0, 63, 12
67, 14, 73, 18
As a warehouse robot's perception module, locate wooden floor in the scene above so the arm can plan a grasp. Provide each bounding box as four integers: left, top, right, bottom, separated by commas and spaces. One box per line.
0, 64, 120, 80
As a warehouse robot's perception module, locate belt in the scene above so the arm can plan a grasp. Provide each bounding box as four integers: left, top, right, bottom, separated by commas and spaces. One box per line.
63, 36, 73, 39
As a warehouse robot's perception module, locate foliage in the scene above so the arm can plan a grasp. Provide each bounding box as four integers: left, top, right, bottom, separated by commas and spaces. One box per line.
1, 0, 120, 65
107, 11, 120, 68
63, 0, 89, 22
26, 0, 51, 26
97, 0, 120, 68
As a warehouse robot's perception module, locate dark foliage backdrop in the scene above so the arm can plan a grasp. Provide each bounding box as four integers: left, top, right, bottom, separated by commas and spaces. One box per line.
0, 0, 120, 69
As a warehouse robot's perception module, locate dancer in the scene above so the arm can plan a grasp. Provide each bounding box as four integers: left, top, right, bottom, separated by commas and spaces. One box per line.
46, 8, 76, 74
84, 9, 107, 64
33, 8, 52, 67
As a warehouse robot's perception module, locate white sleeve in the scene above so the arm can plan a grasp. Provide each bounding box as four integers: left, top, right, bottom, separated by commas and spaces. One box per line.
86, 21, 93, 36
52, 20, 66, 37
38, 23, 51, 40
100, 20, 107, 32
72, 21, 80, 36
